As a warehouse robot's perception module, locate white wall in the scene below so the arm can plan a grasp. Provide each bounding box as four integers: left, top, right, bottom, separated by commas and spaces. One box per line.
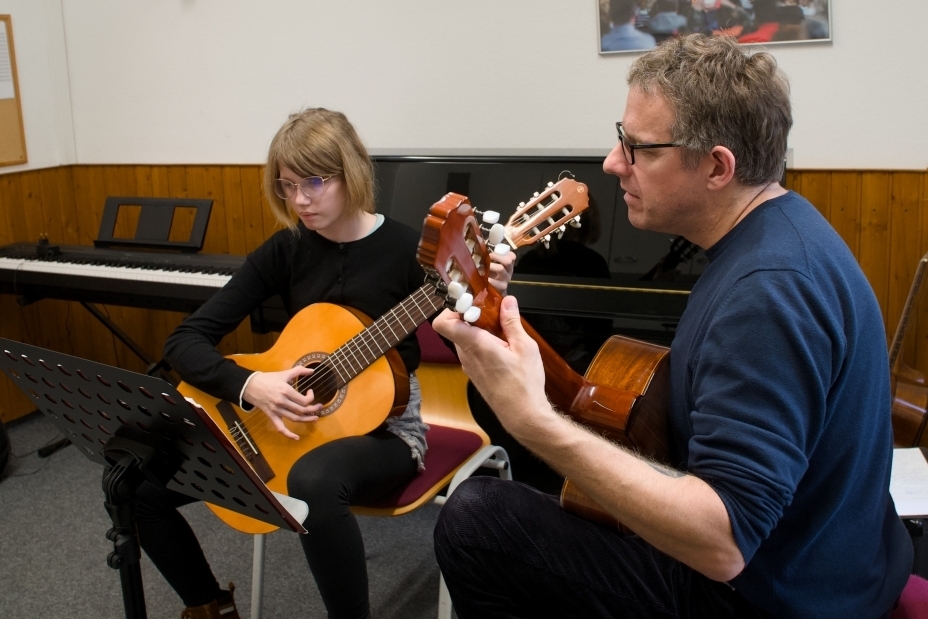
2, 0, 926, 172
0, 0, 73, 172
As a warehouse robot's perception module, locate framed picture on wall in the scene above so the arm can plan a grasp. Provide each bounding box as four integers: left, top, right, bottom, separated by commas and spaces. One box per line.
598, 0, 832, 55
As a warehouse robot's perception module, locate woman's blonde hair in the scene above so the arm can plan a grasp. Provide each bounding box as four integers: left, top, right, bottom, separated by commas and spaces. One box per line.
264, 108, 376, 230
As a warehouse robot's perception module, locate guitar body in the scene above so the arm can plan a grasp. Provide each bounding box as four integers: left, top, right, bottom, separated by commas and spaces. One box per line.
558, 335, 672, 528
177, 302, 408, 534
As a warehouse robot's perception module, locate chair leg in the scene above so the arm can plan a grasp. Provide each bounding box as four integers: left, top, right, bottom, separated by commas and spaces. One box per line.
252, 533, 266, 619
438, 573, 453, 619
435, 445, 512, 618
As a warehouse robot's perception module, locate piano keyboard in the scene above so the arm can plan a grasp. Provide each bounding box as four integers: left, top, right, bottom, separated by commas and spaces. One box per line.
0, 256, 232, 289
0, 242, 246, 312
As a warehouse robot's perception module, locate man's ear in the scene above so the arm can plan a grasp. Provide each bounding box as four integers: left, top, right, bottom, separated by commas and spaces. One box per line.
705, 145, 736, 190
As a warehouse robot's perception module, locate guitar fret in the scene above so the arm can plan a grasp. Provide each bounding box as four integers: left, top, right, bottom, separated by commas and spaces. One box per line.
328, 352, 350, 384
342, 340, 366, 374
381, 310, 401, 341
357, 330, 379, 361
369, 321, 390, 355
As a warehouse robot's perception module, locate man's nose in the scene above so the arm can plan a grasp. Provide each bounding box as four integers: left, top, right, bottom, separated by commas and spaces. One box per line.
603, 144, 630, 178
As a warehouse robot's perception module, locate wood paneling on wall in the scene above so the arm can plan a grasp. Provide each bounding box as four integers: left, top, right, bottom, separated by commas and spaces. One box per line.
1, 166, 926, 422
0, 165, 279, 422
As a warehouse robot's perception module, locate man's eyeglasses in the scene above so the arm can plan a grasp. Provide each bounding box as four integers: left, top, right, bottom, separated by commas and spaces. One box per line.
273, 175, 334, 201
616, 122, 679, 165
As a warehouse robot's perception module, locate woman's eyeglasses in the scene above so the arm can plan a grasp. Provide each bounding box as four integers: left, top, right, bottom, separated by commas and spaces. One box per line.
273, 175, 334, 200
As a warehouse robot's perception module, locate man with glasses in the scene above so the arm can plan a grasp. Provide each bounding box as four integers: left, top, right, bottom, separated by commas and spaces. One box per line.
432, 34, 912, 619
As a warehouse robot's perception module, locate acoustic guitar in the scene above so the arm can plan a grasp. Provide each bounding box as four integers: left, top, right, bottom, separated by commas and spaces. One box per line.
419, 192, 673, 530
889, 249, 928, 449
178, 177, 589, 534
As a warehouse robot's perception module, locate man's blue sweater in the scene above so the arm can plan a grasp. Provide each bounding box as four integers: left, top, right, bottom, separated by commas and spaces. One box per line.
669, 191, 912, 618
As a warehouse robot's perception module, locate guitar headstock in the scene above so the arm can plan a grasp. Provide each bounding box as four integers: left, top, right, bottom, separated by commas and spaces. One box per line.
417, 192, 496, 325
416, 177, 590, 327
501, 178, 589, 250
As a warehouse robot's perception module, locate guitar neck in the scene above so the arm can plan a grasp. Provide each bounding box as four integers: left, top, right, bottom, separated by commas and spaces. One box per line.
327, 284, 445, 386
472, 287, 602, 415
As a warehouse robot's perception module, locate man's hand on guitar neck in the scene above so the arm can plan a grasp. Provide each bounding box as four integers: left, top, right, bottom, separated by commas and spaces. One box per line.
243, 366, 323, 440
488, 248, 516, 296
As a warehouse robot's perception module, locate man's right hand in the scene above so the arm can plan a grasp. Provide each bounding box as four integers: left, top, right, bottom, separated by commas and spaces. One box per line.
243, 366, 322, 440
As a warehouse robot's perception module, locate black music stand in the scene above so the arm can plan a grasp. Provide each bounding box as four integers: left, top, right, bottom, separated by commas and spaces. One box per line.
0, 337, 307, 619
94, 197, 214, 253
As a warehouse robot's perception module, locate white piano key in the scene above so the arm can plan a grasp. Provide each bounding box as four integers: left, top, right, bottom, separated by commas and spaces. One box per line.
0, 257, 233, 289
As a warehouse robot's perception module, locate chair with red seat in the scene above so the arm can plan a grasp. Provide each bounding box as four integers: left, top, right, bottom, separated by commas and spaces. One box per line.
892, 574, 928, 619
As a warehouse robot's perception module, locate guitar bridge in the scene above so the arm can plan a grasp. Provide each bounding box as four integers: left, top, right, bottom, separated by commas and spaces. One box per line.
215, 401, 275, 483
231, 420, 259, 456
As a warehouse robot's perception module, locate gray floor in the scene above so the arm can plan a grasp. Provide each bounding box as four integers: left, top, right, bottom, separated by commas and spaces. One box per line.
0, 411, 447, 619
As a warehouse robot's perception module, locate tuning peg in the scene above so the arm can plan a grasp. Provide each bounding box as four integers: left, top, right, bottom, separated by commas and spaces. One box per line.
454, 292, 474, 314
446, 281, 465, 300
556, 226, 566, 239
480, 210, 500, 224
487, 223, 505, 245
569, 216, 581, 228
462, 306, 481, 323
533, 192, 539, 197
546, 181, 554, 188
542, 234, 551, 249
518, 201, 525, 207
492, 243, 510, 256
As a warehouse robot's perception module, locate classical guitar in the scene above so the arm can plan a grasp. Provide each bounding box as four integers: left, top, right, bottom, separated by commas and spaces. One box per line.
178, 178, 589, 534
888, 249, 928, 449
419, 192, 673, 530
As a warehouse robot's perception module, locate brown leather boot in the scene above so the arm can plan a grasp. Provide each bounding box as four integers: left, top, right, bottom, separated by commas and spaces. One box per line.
181, 583, 241, 619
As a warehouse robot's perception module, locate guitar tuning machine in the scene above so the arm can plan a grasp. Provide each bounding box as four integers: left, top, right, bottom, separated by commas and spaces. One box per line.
474, 209, 500, 224
569, 215, 582, 228
442, 285, 481, 323
445, 280, 465, 301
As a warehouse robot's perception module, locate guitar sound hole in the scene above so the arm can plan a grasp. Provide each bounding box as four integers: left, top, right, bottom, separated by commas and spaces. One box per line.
302, 361, 340, 405
295, 354, 348, 417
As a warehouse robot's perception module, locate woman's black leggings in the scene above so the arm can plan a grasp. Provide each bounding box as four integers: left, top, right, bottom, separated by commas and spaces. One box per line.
135, 429, 417, 619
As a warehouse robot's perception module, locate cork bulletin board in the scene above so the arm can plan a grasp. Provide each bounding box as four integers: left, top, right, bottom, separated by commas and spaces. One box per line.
0, 15, 27, 166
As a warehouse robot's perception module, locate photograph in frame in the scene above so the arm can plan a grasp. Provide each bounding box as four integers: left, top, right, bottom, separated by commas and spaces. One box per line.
598, 0, 831, 55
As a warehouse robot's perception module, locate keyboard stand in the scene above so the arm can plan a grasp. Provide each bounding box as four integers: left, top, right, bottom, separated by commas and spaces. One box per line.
34, 197, 214, 457
86, 196, 214, 379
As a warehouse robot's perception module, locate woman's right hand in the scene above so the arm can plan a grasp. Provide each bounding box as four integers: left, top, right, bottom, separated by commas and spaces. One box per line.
243, 366, 323, 440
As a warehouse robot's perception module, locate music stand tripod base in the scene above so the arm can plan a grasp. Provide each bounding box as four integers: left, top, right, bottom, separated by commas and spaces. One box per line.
0, 338, 306, 619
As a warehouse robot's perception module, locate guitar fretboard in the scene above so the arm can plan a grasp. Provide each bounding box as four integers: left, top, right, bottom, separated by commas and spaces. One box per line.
323, 283, 446, 387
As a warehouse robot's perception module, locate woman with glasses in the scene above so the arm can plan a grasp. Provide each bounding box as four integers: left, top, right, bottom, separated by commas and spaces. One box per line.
134, 107, 515, 619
